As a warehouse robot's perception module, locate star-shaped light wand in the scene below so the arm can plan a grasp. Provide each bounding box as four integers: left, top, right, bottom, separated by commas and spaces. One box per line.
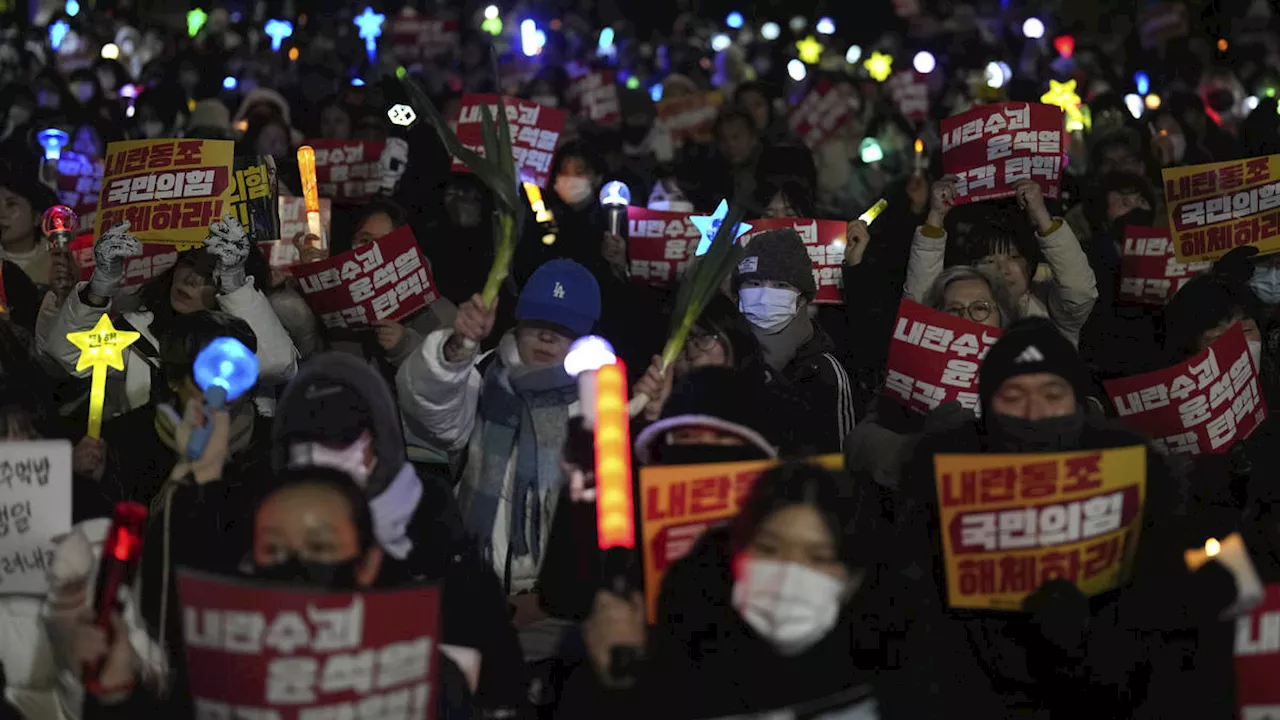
67, 314, 140, 439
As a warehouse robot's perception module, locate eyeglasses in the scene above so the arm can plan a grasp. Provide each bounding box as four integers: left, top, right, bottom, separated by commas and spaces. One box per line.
945, 300, 995, 323
686, 331, 722, 354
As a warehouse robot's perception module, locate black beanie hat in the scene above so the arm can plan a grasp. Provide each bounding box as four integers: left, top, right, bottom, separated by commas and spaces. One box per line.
633, 366, 778, 463
1162, 273, 1262, 360
732, 228, 819, 300
979, 318, 1092, 415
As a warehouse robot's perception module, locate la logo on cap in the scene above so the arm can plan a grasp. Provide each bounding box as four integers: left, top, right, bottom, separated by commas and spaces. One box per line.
553, 282, 565, 299
1015, 346, 1045, 364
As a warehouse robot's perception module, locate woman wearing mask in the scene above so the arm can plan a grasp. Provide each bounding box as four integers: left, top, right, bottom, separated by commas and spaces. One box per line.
317, 98, 353, 140
42, 217, 297, 418
241, 116, 293, 160
515, 142, 609, 283
565, 462, 933, 718
1149, 108, 1213, 167
906, 178, 1098, 347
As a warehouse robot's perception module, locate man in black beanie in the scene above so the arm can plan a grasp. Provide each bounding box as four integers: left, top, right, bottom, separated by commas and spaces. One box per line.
731, 227, 855, 454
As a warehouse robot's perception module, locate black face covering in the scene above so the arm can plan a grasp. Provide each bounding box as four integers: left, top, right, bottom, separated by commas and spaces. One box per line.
986, 410, 1085, 453
655, 443, 770, 466
622, 124, 649, 146
252, 555, 361, 589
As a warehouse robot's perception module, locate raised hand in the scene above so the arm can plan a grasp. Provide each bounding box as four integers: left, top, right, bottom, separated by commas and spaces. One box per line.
205, 214, 251, 291
87, 221, 142, 303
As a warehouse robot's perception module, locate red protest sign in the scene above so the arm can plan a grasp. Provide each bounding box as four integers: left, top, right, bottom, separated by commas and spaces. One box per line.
294, 226, 439, 329
625, 206, 702, 288
178, 570, 439, 720
655, 92, 723, 148
1118, 225, 1211, 306
67, 233, 179, 288
885, 299, 1002, 416
303, 139, 386, 204
257, 197, 334, 271
55, 151, 103, 229
742, 218, 846, 305
566, 71, 621, 128
888, 72, 930, 124
390, 10, 459, 61
941, 102, 1064, 204
1236, 584, 1280, 718
1104, 323, 1268, 457
452, 95, 567, 188
788, 80, 853, 150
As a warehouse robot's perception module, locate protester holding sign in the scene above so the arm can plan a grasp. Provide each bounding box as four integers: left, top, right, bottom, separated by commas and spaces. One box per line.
41, 215, 297, 417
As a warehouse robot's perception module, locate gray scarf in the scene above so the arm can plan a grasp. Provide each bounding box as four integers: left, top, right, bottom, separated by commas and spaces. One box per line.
753, 313, 815, 372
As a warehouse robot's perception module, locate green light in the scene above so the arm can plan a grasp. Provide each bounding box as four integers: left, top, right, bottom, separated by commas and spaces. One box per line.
482, 16, 503, 36
187, 8, 209, 38
625, 76, 640, 90
396, 66, 407, 79
1266, 87, 1277, 99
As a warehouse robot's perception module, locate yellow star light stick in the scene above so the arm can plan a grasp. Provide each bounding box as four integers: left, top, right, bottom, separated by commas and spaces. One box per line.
858, 199, 888, 225
67, 313, 140, 439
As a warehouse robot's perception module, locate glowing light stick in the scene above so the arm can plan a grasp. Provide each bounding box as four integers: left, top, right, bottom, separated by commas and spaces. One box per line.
858, 199, 888, 225
600, 181, 631, 237
690, 199, 753, 257
42, 206, 79, 248
50, 20, 69, 51
67, 314, 141, 439
187, 337, 258, 460
264, 19, 293, 52
864, 52, 894, 82
187, 9, 208, 38
85, 501, 147, 694
593, 360, 634, 550
914, 138, 925, 174
354, 6, 385, 62
296, 146, 323, 240
524, 182, 557, 246
38, 129, 69, 161
796, 35, 823, 65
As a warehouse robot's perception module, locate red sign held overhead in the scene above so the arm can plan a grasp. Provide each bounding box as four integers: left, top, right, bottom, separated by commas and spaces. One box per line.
941, 102, 1064, 204
885, 299, 1002, 416
451, 95, 567, 188
566, 71, 622, 128
1118, 225, 1212, 306
788, 80, 854, 150
389, 11, 459, 61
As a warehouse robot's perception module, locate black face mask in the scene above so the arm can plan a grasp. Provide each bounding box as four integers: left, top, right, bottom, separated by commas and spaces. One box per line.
251, 555, 362, 589
655, 444, 770, 466
986, 411, 1085, 453
622, 124, 649, 146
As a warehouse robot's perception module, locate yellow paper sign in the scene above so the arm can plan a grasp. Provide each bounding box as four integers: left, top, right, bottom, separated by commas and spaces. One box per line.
934, 446, 1146, 611
638, 454, 843, 622
1162, 154, 1280, 262
95, 139, 237, 247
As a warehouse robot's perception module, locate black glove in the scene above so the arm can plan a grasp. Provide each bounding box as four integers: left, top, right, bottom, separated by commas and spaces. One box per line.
1213, 245, 1259, 286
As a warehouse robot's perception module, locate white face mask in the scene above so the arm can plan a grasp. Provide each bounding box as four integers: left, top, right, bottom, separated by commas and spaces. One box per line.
732, 557, 846, 656
288, 435, 374, 486
1249, 266, 1280, 306
739, 286, 800, 334
555, 176, 593, 206
140, 120, 165, 138
1249, 339, 1263, 373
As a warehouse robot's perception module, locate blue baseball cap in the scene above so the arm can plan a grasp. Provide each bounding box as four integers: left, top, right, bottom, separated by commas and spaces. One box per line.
515, 259, 601, 338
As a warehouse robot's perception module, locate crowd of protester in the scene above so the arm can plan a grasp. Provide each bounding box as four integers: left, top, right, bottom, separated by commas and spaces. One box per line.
1, 0, 1280, 718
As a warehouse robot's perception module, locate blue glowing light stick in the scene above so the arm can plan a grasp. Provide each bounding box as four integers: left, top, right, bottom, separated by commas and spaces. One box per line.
186, 337, 259, 460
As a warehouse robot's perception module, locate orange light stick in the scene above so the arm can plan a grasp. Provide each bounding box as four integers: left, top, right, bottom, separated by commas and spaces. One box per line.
594, 361, 634, 550
296, 145, 323, 240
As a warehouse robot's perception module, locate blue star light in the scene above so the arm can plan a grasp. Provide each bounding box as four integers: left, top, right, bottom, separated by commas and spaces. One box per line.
690, 200, 753, 257
264, 19, 293, 52
354, 6, 385, 62
49, 20, 70, 51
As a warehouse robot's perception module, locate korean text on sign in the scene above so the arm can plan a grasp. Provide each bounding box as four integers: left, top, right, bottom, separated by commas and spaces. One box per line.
95, 138, 235, 245
626, 206, 703, 289
1118, 225, 1212, 306
452, 95, 567, 188
56, 151, 104, 228
226, 158, 277, 243
304, 139, 387, 204
68, 233, 179, 288
1103, 323, 1268, 457
1162, 154, 1280, 262
566, 71, 621, 128
741, 218, 847, 305
390, 15, 459, 60
941, 102, 1064, 204
639, 455, 844, 621
260, 197, 333, 271
935, 445, 1146, 611
0, 441, 71, 596
1234, 583, 1280, 719
884, 299, 1002, 417
655, 92, 724, 148
294, 225, 439, 329
178, 570, 440, 720
788, 80, 854, 150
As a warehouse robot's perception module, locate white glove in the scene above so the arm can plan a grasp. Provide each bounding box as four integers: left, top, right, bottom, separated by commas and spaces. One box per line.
378, 137, 410, 196
205, 213, 250, 291
87, 221, 142, 299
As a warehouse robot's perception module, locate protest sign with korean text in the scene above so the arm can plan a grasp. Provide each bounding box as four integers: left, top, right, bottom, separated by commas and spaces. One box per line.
941, 102, 1064, 204
788, 80, 854, 150
566, 70, 621, 128
68, 233, 180, 288
888, 71, 930, 124
935, 445, 1146, 611
639, 455, 843, 621
96, 138, 235, 246
303, 139, 386, 204
55, 151, 103, 229
1118, 225, 1212, 306
451, 95, 567, 187
626, 206, 702, 288
740, 218, 846, 305
227, 156, 279, 245
1162, 154, 1280, 262
655, 92, 723, 148
294, 226, 438, 330
1235, 583, 1280, 719
178, 570, 439, 720
0, 441, 71, 595
390, 11, 459, 61
885, 299, 1002, 416
1104, 323, 1267, 457
259, 196, 334, 270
